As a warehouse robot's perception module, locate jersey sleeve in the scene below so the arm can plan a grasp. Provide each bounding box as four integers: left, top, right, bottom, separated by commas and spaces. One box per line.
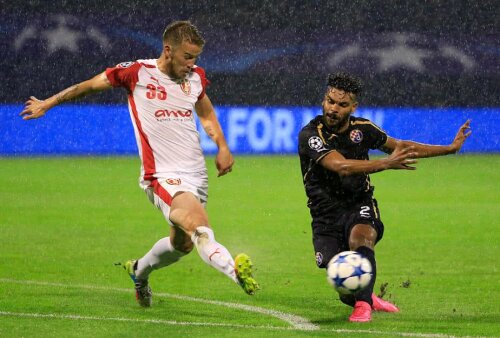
192, 66, 210, 100
366, 122, 388, 149
298, 127, 335, 163
105, 61, 141, 92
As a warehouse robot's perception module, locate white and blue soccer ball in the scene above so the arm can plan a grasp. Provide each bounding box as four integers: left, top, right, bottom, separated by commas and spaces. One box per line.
326, 251, 373, 295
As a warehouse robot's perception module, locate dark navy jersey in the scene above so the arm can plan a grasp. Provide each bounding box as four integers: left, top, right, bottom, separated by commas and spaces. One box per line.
298, 115, 387, 215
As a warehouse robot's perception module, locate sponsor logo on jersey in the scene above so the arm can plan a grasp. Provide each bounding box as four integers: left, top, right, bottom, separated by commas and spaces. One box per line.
154, 109, 193, 119
315, 252, 323, 266
166, 178, 181, 185
308, 136, 325, 151
117, 61, 134, 68
350, 129, 363, 143
180, 80, 191, 95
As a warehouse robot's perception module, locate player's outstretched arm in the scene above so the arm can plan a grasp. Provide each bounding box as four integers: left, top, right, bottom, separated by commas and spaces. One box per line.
320, 142, 418, 176
380, 120, 472, 158
20, 72, 112, 120
195, 95, 234, 177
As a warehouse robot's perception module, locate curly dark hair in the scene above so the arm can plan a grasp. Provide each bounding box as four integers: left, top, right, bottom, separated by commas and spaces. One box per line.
327, 72, 363, 96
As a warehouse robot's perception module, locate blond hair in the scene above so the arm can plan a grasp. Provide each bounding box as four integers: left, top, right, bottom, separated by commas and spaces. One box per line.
162, 21, 205, 47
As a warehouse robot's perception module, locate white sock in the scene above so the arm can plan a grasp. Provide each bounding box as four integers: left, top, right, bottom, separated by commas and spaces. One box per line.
191, 226, 238, 283
135, 237, 185, 280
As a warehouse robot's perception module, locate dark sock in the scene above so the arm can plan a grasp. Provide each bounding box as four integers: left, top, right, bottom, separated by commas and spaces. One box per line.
354, 246, 376, 306
339, 294, 356, 307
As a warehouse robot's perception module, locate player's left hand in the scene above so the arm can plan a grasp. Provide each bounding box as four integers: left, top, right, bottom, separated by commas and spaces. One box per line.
20, 96, 48, 120
450, 119, 472, 153
215, 147, 234, 177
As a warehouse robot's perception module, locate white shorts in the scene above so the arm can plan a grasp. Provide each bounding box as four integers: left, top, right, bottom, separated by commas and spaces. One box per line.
140, 171, 208, 226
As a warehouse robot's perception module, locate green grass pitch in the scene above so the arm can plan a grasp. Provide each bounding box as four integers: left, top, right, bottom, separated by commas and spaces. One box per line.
0, 155, 498, 337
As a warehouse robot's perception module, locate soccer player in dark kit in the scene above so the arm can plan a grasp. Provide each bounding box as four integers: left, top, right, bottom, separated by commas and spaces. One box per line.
298, 72, 471, 322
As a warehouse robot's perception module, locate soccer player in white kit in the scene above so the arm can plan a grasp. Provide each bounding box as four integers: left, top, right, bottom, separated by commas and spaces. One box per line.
20, 21, 260, 306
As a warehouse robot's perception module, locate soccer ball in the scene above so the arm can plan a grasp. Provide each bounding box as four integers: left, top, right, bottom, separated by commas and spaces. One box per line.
326, 251, 373, 295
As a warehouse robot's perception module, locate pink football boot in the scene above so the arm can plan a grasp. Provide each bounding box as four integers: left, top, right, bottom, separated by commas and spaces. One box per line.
371, 293, 400, 312
349, 301, 372, 322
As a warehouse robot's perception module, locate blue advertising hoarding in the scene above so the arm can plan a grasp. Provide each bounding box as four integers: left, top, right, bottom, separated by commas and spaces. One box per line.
1, 105, 498, 155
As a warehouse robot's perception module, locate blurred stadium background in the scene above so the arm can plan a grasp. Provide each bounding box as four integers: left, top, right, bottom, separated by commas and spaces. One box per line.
1, 0, 498, 155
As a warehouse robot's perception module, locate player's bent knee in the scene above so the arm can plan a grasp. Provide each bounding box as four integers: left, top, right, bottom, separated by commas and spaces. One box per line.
349, 224, 377, 250
170, 209, 207, 234
171, 226, 195, 253
173, 242, 194, 253
171, 234, 194, 253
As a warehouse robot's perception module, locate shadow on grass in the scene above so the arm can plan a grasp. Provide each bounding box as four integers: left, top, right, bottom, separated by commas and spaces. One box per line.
311, 315, 347, 325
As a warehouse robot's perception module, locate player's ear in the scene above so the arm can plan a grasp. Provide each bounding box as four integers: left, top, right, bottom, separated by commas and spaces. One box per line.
164, 44, 172, 58
351, 101, 358, 113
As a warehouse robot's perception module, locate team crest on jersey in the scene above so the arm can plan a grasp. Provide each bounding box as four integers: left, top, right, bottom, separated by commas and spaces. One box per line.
350, 129, 363, 143
117, 61, 134, 68
179, 80, 191, 95
166, 178, 182, 185
315, 252, 323, 266
308, 136, 325, 152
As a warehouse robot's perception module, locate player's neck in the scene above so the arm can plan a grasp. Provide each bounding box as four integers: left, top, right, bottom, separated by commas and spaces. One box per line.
156, 57, 176, 79
324, 119, 350, 134
336, 121, 350, 134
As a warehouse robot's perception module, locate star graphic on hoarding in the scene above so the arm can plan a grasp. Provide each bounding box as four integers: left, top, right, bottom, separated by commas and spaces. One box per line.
42, 23, 83, 54
440, 45, 475, 70
13, 14, 110, 55
327, 44, 361, 68
13, 26, 37, 51
370, 33, 433, 72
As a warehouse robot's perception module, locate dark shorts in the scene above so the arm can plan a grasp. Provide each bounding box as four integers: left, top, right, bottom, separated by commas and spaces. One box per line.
311, 198, 384, 268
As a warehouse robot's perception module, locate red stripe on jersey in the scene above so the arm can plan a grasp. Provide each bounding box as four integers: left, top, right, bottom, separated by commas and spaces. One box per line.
128, 93, 156, 181
192, 66, 209, 100
140, 62, 156, 69
105, 62, 141, 91
152, 180, 173, 206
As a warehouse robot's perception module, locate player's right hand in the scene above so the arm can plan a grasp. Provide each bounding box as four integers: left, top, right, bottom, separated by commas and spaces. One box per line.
20, 96, 47, 120
387, 142, 418, 170
449, 119, 472, 153
215, 146, 234, 177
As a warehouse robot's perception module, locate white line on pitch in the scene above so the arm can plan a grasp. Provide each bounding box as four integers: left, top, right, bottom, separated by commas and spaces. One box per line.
0, 311, 294, 331
0, 310, 465, 337
0, 278, 318, 331
0, 279, 473, 337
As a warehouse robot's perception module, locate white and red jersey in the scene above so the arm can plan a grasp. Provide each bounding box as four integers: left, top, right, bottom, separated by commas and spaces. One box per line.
105, 59, 209, 182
